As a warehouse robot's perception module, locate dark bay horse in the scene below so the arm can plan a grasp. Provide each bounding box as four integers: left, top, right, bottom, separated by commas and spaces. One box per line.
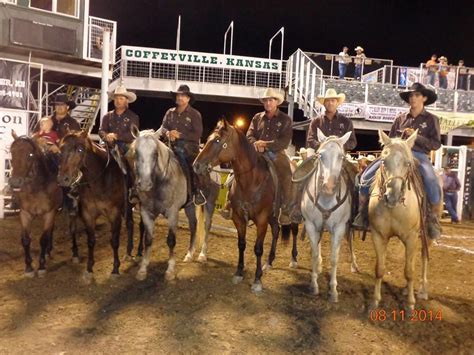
194, 120, 280, 293
58, 131, 132, 281
8, 131, 63, 277
130, 129, 216, 281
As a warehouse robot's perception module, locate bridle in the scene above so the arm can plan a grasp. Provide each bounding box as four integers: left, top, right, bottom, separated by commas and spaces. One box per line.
378, 155, 413, 206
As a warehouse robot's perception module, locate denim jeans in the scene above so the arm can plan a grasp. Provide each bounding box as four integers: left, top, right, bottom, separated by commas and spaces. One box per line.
354, 65, 362, 79
439, 74, 448, 89
444, 192, 459, 222
427, 71, 436, 86
338, 63, 347, 79
359, 151, 441, 205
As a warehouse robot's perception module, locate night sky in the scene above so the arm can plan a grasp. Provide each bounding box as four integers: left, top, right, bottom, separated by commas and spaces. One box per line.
89, 0, 474, 150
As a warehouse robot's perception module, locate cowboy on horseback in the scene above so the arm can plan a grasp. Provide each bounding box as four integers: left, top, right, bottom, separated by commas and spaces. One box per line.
353, 83, 442, 239
292, 88, 357, 223
157, 84, 207, 206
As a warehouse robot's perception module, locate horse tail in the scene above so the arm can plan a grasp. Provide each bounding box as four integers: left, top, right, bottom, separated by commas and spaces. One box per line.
195, 204, 206, 250
281, 224, 291, 245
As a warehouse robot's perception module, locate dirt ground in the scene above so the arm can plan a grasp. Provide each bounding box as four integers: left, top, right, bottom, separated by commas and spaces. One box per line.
0, 211, 473, 354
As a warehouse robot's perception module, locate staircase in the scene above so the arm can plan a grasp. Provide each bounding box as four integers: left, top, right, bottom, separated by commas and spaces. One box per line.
69, 87, 101, 133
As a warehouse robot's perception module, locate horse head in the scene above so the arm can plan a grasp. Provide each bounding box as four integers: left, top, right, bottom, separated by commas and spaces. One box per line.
9, 131, 43, 190
57, 130, 90, 187
194, 119, 238, 175
315, 128, 351, 196
378, 129, 417, 208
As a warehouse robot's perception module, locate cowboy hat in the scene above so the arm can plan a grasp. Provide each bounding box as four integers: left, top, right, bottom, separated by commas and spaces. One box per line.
53, 93, 76, 110
171, 84, 195, 104
354, 46, 364, 52
259, 88, 285, 105
399, 82, 437, 106
438, 56, 448, 62
109, 85, 137, 103
357, 154, 368, 161
297, 147, 308, 155
366, 154, 376, 162
317, 88, 346, 105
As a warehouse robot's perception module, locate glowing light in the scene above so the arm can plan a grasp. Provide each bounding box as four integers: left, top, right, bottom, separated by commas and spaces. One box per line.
235, 117, 246, 128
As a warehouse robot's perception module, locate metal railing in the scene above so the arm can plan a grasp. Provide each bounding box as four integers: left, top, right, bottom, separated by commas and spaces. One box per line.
419, 63, 474, 91
85, 16, 117, 63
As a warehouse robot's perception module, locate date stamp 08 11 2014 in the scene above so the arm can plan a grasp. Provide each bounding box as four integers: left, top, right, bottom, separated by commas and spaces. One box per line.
369, 309, 443, 322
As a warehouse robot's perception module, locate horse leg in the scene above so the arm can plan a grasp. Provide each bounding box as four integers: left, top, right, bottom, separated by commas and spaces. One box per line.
232, 216, 247, 284
125, 201, 134, 260
19, 211, 34, 277
305, 221, 322, 295
137, 217, 145, 259
183, 205, 197, 262
82, 212, 97, 284
404, 235, 417, 311
263, 218, 279, 271
198, 203, 213, 263
372, 231, 388, 308
290, 223, 299, 268
328, 224, 346, 303
110, 212, 122, 275
347, 228, 360, 273
418, 239, 431, 300
69, 213, 80, 263
252, 220, 268, 293
38, 210, 55, 277
136, 211, 155, 281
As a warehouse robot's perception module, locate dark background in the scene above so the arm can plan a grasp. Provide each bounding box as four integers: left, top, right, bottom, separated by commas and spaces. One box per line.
90, 0, 474, 151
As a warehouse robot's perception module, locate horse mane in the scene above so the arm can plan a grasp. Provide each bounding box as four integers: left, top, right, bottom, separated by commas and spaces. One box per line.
233, 125, 259, 168
12, 136, 51, 176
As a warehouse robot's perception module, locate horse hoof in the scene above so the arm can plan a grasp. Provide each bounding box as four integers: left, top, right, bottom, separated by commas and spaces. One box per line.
262, 263, 272, 272
197, 254, 207, 263
136, 270, 147, 281
251, 282, 263, 293
417, 291, 428, 300
134, 255, 143, 263
165, 271, 176, 281
329, 293, 339, 303
124, 254, 134, 262
405, 304, 415, 312
72, 257, 80, 264
402, 287, 409, 296
232, 275, 244, 284
82, 272, 94, 285
110, 273, 120, 280
289, 261, 298, 269
311, 285, 319, 296
37, 269, 47, 278
183, 254, 193, 263
24, 271, 35, 278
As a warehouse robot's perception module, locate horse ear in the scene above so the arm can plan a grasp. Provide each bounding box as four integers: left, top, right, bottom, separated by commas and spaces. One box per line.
11, 129, 18, 140
339, 131, 352, 146
80, 130, 88, 139
131, 124, 140, 138
405, 129, 418, 149
316, 128, 327, 143
378, 129, 391, 146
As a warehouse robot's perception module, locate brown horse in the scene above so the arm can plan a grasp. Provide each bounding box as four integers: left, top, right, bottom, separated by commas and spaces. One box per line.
194, 120, 280, 293
8, 131, 63, 277
369, 129, 432, 311
58, 131, 130, 281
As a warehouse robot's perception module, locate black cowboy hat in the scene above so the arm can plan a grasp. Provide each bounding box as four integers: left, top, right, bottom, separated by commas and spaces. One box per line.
54, 93, 77, 110
171, 84, 195, 104
399, 83, 437, 106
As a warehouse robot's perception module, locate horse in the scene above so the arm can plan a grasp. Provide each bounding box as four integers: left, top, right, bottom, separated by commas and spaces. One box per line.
8, 131, 63, 277
57, 131, 133, 281
301, 128, 358, 302
369, 129, 431, 311
129, 128, 217, 281
193, 119, 281, 293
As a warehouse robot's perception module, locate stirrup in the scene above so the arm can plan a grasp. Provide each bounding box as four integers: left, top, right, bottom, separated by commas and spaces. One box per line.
193, 190, 207, 206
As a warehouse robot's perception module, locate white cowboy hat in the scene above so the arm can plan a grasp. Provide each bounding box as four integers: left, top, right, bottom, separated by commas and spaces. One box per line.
354, 46, 364, 52
317, 88, 346, 105
366, 154, 376, 162
260, 88, 284, 105
357, 154, 368, 161
298, 147, 308, 155
109, 85, 137, 103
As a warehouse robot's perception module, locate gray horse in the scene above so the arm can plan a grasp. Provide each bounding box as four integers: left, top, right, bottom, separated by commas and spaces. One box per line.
130, 129, 217, 281
302, 128, 358, 302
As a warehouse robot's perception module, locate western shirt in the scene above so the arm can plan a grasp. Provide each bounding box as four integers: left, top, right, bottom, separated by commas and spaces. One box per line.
307, 112, 357, 151
246, 109, 292, 152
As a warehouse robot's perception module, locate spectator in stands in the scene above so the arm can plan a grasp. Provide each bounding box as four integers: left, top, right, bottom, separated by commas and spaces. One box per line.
354, 46, 366, 80
438, 56, 449, 89
442, 165, 461, 223
337, 46, 350, 79
457, 60, 467, 90
426, 54, 438, 86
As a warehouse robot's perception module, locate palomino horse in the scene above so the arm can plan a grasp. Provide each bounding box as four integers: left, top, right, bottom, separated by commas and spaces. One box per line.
301, 129, 358, 302
58, 131, 132, 281
8, 132, 62, 277
194, 120, 280, 293
370, 129, 431, 311
130, 129, 217, 281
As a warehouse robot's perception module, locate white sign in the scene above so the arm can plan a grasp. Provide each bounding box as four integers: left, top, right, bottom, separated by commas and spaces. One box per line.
0, 109, 28, 148
122, 46, 282, 73
338, 103, 366, 118
366, 105, 405, 122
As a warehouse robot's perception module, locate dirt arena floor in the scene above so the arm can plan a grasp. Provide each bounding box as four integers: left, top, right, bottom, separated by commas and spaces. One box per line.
0, 211, 473, 354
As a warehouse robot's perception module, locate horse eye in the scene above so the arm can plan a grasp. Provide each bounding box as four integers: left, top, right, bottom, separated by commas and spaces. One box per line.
215, 138, 220, 144
77, 147, 84, 153
28, 153, 34, 157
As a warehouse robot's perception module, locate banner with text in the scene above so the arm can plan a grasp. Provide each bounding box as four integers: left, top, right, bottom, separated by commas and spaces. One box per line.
0, 110, 28, 148
122, 46, 282, 73
0, 60, 28, 110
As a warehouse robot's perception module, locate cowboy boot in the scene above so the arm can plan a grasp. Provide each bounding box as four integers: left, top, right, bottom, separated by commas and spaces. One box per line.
352, 194, 369, 230
219, 192, 232, 220
427, 200, 443, 240
290, 182, 304, 224
278, 204, 292, 225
